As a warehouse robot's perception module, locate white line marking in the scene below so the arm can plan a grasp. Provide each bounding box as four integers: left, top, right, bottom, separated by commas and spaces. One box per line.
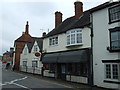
12, 82, 32, 90
1, 77, 32, 90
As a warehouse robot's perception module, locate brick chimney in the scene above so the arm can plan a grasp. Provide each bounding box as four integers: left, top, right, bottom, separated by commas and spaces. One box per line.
55, 11, 62, 27
25, 21, 29, 34
42, 32, 46, 37
74, 1, 83, 19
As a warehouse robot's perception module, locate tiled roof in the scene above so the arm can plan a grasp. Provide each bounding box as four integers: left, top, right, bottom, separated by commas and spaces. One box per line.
44, 11, 90, 38
27, 37, 43, 53
90, 1, 119, 13
44, 1, 119, 38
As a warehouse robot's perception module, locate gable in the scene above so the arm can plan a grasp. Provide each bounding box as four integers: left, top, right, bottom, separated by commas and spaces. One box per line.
22, 44, 29, 54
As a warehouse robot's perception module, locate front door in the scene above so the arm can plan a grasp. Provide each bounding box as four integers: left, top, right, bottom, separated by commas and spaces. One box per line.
60, 64, 66, 80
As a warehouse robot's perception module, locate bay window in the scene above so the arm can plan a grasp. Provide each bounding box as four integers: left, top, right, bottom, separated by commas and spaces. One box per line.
66, 29, 82, 46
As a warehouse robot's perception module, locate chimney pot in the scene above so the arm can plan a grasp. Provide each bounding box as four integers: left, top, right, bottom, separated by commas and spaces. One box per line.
55, 11, 62, 27
42, 32, 46, 37
74, 1, 83, 19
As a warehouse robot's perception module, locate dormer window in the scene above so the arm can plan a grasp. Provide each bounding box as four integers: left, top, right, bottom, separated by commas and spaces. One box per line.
66, 29, 82, 46
34, 45, 38, 53
49, 36, 58, 46
109, 5, 120, 23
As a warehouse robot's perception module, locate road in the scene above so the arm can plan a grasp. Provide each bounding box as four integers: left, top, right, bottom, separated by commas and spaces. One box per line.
2, 69, 74, 90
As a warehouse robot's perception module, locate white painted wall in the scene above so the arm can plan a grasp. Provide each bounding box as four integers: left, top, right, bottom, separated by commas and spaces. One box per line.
66, 75, 88, 84
20, 41, 43, 74
43, 28, 91, 53
92, 7, 120, 89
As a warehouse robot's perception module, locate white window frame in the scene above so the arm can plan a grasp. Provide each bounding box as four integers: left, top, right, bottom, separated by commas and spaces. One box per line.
109, 5, 120, 23
32, 58, 39, 61
49, 36, 58, 46
23, 61, 27, 66
66, 29, 83, 46
104, 63, 120, 81
33, 45, 38, 53
32, 61, 38, 67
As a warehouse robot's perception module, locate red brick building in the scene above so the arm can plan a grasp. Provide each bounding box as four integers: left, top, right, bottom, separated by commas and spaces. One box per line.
2, 48, 14, 68
13, 21, 33, 70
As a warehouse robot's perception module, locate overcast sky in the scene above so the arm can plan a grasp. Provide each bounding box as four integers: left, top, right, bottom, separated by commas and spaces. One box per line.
0, 0, 112, 55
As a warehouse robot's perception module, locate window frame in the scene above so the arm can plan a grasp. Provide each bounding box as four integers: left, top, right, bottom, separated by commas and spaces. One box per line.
108, 5, 120, 24
23, 61, 27, 67
66, 29, 83, 46
49, 36, 58, 46
104, 63, 120, 81
33, 45, 38, 53
108, 27, 120, 52
32, 61, 38, 67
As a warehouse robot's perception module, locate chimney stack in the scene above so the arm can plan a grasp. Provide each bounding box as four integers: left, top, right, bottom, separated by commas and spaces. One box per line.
42, 32, 46, 37
74, 1, 83, 19
55, 11, 62, 27
25, 21, 29, 34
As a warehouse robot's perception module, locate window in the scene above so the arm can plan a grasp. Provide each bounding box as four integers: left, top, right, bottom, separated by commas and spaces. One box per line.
111, 31, 120, 49
105, 63, 119, 80
23, 61, 27, 66
66, 29, 82, 46
109, 27, 120, 51
49, 36, 58, 46
49, 64, 55, 73
33, 45, 38, 53
109, 5, 120, 23
66, 63, 88, 76
32, 61, 38, 67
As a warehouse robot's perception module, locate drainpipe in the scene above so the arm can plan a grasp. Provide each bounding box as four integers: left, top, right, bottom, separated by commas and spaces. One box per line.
87, 13, 94, 86
90, 13, 94, 86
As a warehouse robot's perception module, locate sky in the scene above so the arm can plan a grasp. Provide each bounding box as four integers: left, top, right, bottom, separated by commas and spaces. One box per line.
0, 0, 115, 55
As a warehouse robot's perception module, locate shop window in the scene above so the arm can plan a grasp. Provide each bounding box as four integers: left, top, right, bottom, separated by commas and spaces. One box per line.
66, 63, 88, 76
49, 64, 55, 73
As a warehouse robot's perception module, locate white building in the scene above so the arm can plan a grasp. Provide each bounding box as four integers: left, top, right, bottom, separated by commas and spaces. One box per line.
20, 37, 43, 75
42, 1, 93, 85
91, 1, 120, 89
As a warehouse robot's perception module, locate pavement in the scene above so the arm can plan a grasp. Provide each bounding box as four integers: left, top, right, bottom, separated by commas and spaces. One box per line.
13, 70, 115, 90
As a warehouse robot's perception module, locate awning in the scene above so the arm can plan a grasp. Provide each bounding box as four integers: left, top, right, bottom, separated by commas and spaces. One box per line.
42, 53, 59, 64
58, 49, 89, 63
42, 49, 89, 64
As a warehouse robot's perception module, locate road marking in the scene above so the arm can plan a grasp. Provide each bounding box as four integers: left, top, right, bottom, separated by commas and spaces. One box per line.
12, 83, 32, 90
1, 77, 32, 90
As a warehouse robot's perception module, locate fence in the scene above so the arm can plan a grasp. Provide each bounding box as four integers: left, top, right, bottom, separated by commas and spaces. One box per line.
20, 65, 42, 75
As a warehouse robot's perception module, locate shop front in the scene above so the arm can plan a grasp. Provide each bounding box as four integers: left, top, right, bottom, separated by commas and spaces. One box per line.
42, 48, 92, 84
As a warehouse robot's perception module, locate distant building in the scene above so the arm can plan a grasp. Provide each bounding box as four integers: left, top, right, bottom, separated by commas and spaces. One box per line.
2, 48, 14, 68
0, 55, 2, 61
13, 22, 33, 70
